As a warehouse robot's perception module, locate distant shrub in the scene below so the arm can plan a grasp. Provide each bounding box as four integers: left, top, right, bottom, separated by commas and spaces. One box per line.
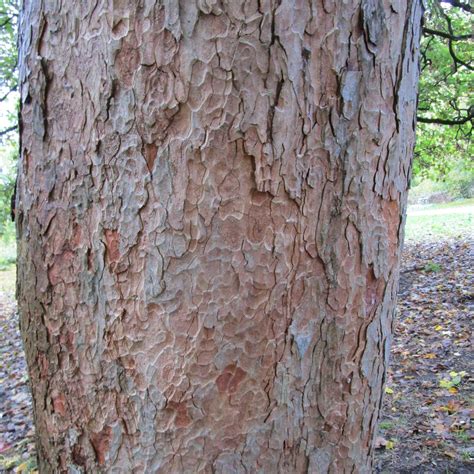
0, 139, 17, 238
444, 162, 474, 199
408, 179, 450, 205
409, 159, 474, 204
0, 230, 16, 268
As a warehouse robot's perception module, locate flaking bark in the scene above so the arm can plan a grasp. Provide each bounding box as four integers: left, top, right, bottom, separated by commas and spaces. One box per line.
17, 1, 422, 472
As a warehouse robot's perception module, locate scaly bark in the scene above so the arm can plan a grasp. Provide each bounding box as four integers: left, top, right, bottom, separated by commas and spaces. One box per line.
17, 1, 422, 472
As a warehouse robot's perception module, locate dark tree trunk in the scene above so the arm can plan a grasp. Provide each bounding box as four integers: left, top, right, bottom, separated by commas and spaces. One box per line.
17, 0, 422, 472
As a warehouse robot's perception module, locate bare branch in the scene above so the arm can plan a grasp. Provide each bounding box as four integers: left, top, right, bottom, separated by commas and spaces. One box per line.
0, 124, 18, 138
0, 16, 13, 28
423, 27, 473, 41
447, 37, 473, 70
438, 7, 474, 71
0, 85, 17, 103
417, 114, 473, 126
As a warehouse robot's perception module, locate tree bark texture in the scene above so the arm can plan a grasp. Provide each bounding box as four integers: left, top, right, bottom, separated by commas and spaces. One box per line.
17, 1, 422, 472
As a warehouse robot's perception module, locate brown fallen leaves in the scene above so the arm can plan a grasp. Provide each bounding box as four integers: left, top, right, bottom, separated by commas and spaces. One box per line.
375, 237, 473, 473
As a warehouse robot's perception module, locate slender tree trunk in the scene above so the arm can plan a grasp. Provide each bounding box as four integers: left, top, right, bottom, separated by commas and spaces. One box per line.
17, 1, 422, 472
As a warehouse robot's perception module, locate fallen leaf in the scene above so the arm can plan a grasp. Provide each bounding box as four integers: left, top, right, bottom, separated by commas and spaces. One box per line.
15, 461, 31, 472
434, 423, 447, 435
0, 439, 12, 454
375, 436, 388, 449
386, 440, 395, 449
425, 439, 441, 447
443, 450, 456, 459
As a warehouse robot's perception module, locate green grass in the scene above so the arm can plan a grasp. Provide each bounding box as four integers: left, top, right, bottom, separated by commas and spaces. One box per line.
0, 454, 22, 471
0, 241, 15, 269
405, 203, 473, 242
0, 226, 16, 294
0, 264, 15, 294
455, 431, 470, 443
424, 261, 442, 273
408, 198, 474, 211
0, 224, 16, 270
379, 420, 395, 430
426, 198, 474, 209
0, 454, 37, 472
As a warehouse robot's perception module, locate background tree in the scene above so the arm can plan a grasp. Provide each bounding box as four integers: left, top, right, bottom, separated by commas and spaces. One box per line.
17, 0, 422, 472
414, 0, 473, 195
0, 0, 18, 139
0, 0, 18, 267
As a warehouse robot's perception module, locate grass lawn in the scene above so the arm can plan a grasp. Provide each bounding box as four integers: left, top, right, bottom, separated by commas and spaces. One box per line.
0, 229, 16, 294
0, 263, 15, 294
408, 197, 474, 210
0, 224, 16, 269
405, 201, 473, 242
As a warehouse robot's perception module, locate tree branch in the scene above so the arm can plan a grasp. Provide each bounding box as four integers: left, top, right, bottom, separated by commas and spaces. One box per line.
0, 85, 17, 103
0, 124, 17, 138
417, 114, 473, 126
0, 16, 12, 28
447, 37, 473, 71
438, 8, 474, 72
423, 27, 473, 41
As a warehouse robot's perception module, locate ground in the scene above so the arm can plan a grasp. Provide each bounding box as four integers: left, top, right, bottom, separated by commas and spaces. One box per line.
375, 236, 473, 473
0, 203, 472, 473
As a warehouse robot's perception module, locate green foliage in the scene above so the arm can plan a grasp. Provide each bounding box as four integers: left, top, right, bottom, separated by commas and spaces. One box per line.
0, 137, 16, 234
0, 0, 17, 98
444, 160, 474, 198
456, 431, 470, 443
0, 454, 21, 470
419, 4, 472, 123
0, 224, 16, 268
408, 178, 448, 203
414, 124, 473, 184
415, 1, 473, 184
0, 181, 14, 235
409, 157, 474, 203
0, 1, 18, 262
379, 421, 395, 430
424, 261, 442, 273
0, 453, 37, 472
439, 371, 467, 390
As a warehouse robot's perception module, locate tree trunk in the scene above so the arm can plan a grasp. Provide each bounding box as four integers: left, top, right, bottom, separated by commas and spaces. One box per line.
17, 1, 422, 472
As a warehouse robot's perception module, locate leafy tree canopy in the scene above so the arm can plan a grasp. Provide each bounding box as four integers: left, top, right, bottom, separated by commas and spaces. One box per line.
0, 0, 18, 139
415, 0, 473, 182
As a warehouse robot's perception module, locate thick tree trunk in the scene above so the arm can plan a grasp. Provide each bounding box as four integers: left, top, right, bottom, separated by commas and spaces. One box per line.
17, 1, 422, 472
